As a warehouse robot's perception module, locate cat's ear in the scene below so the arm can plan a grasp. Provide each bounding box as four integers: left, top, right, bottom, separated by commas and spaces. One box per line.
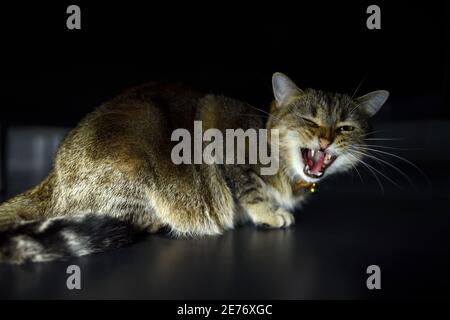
355, 90, 390, 117
272, 72, 302, 107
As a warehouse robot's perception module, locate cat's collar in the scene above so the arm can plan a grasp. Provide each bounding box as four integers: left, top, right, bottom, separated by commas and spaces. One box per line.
294, 180, 317, 193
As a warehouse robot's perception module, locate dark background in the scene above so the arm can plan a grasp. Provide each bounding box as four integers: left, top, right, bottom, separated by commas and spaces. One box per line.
1, 1, 448, 126
0, 1, 449, 299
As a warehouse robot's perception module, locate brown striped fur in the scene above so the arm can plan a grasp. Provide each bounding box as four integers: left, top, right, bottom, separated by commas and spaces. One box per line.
0, 72, 388, 263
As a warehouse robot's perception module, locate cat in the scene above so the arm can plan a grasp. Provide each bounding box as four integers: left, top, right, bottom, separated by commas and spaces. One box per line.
0, 72, 388, 264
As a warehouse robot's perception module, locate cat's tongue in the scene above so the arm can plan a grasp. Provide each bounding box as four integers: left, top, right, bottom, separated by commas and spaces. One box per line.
307, 150, 326, 173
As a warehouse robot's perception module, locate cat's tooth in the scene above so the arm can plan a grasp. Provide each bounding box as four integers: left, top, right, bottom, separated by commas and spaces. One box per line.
311, 149, 315, 157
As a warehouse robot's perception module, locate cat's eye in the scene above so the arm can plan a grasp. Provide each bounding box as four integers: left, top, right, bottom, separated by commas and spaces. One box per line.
301, 117, 319, 128
337, 125, 355, 132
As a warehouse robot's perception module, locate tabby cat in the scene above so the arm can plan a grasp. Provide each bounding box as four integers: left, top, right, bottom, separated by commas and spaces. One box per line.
0, 72, 388, 264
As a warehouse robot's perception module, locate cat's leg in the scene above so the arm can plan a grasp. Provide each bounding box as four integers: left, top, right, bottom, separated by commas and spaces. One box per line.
0, 191, 47, 228
147, 189, 234, 236
144, 169, 235, 236
240, 196, 294, 229
145, 221, 166, 233
0, 204, 24, 228
0, 173, 56, 229
236, 171, 294, 229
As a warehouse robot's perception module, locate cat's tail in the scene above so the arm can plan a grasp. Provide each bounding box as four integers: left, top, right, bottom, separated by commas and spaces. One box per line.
0, 214, 142, 264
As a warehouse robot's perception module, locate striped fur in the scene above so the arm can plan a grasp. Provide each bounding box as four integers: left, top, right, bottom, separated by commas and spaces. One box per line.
0, 214, 141, 264
0, 73, 388, 264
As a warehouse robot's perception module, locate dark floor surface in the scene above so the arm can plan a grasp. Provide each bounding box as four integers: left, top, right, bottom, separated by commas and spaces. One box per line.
1, 169, 449, 299
0, 125, 449, 299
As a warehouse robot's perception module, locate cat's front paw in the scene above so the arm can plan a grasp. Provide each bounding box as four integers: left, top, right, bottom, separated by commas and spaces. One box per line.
257, 209, 295, 229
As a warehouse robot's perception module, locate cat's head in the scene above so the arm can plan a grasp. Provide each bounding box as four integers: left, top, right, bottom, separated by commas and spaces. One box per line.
268, 72, 389, 183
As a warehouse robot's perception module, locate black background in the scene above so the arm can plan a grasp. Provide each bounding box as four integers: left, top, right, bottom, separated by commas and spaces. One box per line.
0, 1, 448, 126
0, 1, 449, 300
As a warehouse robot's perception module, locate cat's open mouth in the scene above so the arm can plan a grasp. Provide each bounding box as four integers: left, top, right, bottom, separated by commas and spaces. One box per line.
301, 148, 337, 178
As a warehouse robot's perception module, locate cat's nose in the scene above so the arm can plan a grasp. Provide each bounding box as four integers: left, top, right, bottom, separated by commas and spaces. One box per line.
319, 137, 331, 150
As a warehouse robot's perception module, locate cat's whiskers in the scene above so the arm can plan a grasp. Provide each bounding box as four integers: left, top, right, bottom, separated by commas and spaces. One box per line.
346, 152, 385, 193
348, 151, 405, 191
351, 145, 431, 187
346, 77, 367, 114
364, 138, 405, 141
349, 100, 364, 115
349, 146, 418, 191
343, 154, 364, 184
351, 76, 366, 99
355, 143, 420, 151
358, 129, 391, 137
236, 113, 270, 119
245, 104, 284, 122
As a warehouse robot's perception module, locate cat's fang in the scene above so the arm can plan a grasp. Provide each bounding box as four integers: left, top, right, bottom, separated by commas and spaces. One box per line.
324, 154, 333, 164
301, 148, 337, 178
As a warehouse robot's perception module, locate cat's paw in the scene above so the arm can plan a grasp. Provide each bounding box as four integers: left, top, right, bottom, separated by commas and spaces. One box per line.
145, 222, 167, 234
274, 209, 295, 228
256, 209, 295, 229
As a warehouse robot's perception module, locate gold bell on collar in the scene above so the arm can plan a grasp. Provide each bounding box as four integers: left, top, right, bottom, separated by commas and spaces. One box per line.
294, 181, 317, 193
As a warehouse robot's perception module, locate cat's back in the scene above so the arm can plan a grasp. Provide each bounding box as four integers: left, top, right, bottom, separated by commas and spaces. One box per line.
95, 82, 203, 131
56, 82, 265, 170
60, 82, 201, 156
80, 82, 264, 141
